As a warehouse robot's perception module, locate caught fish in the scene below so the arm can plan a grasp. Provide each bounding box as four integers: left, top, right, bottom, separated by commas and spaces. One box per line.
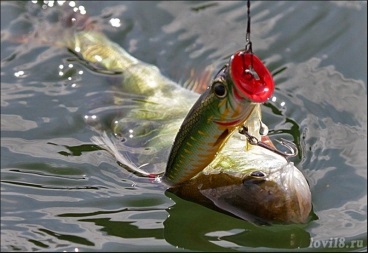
26, 8, 312, 225
74, 30, 312, 225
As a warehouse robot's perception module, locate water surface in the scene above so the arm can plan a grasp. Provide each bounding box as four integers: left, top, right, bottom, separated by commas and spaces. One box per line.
1, 1, 367, 251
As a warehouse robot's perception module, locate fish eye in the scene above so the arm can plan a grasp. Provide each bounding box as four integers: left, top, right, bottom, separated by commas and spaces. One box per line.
213, 82, 227, 98
250, 171, 265, 177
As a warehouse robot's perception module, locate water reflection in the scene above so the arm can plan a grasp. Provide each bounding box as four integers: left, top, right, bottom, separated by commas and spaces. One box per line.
1, 1, 366, 251
164, 191, 312, 250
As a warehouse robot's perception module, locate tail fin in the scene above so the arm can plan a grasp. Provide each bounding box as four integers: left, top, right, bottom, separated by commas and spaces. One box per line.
5, 1, 100, 48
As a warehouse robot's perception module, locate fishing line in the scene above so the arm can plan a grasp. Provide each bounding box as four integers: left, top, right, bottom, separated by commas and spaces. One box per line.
245, 0, 252, 53
244, 0, 259, 79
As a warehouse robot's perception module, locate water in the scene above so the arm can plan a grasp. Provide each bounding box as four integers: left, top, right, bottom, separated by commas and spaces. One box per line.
1, 1, 367, 251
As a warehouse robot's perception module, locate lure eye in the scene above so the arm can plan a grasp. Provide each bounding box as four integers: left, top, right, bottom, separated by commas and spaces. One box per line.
213, 82, 227, 98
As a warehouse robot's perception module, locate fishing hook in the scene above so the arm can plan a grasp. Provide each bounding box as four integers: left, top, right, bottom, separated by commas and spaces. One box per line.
238, 126, 298, 159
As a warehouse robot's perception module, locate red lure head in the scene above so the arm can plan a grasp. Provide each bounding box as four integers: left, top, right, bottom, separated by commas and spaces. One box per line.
229, 51, 274, 103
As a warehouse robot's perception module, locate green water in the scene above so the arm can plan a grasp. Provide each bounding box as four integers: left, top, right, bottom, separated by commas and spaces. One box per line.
1, 1, 367, 251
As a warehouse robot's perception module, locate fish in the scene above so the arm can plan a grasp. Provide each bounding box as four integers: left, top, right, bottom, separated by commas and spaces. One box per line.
29, 8, 312, 225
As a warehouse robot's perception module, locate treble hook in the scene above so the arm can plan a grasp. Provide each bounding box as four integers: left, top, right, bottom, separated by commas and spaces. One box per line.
274, 138, 298, 157
238, 126, 298, 159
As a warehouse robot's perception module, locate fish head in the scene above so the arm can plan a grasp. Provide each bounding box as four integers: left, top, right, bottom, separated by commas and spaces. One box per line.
237, 159, 312, 224
169, 139, 312, 225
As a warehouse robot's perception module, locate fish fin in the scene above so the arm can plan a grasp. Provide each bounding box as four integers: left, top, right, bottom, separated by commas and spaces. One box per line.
182, 65, 215, 93
91, 132, 152, 177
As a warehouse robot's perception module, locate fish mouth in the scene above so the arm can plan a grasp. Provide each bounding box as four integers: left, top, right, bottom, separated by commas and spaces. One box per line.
213, 119, 242, 127
213, 102, 257, 128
